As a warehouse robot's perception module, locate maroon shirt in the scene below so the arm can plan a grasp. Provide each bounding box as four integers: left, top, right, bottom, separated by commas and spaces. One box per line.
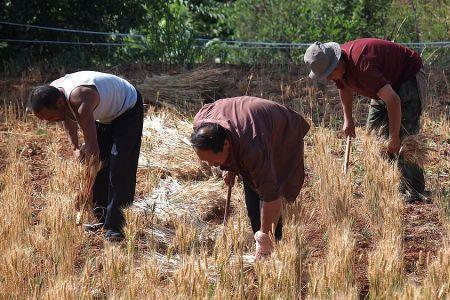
334, 38, 422, 99
194, 97, 310, 202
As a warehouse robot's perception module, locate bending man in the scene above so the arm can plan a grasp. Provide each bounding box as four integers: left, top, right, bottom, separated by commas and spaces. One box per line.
304, 38, 427, 202
191, 96, 310, 258
28, 71, 144, 241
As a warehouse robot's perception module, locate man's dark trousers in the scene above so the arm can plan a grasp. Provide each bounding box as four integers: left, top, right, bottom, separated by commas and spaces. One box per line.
367, 76, 425, 197
93, 92, 144, 233
243, 181, 282, 240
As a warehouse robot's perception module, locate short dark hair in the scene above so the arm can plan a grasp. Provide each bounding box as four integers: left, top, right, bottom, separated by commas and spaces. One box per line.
27, 85, 63, 112
190, 123, 228, 153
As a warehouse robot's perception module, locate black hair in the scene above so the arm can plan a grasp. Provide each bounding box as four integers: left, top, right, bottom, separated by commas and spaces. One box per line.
190, 122, 228, 153
27, 85, 63, 112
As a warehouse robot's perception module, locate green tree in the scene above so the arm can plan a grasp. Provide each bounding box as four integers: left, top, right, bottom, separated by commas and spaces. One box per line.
0, 0, 147, 72
228, 0, 392, 43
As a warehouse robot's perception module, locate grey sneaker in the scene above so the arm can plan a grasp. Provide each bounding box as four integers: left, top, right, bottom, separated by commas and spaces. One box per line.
83, 223, 104, 232
104, 229, 125, 242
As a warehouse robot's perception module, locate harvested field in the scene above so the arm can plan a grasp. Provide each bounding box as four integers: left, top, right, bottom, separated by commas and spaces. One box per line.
0, 65, 449, 299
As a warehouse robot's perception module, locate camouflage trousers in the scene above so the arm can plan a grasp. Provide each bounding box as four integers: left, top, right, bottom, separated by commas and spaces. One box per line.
367, 76, 425, 196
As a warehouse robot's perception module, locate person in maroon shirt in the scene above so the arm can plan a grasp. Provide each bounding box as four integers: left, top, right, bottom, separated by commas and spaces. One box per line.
304, 38, 427, 202
191, 96, 310, 259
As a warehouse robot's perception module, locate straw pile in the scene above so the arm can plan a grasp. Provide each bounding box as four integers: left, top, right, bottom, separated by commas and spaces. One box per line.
143, 224, 177, 252
133, 177, 228, 226
146, 251, 254, 280
139, 111, 212, 180
137, 67, 230, 108
133, 176, 230, 256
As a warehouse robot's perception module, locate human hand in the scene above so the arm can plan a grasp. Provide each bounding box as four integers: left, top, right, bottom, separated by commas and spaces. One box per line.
74, 143, 89, 162
73, 148, 81, 160
254, 231, 273, 261
387, 136, 401, 153
77, 143, 100, 167
342, 118, 356, 137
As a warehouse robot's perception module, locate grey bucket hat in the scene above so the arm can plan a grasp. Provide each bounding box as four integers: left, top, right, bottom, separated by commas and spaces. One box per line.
304, 41, 341, 81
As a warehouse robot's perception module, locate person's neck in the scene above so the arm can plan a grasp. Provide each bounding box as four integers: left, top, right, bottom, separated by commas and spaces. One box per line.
59, 89, 76, 120
59, 90, 70, 115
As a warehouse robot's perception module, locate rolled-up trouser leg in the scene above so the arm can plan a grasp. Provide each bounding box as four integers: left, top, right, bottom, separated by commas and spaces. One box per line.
243, 180, 282, 240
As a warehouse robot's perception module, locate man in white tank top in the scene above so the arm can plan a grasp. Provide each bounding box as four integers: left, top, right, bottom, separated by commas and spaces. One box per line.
28, 71, 144, 242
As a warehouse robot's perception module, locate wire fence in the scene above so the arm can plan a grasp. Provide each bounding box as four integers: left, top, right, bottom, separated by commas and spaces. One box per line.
1, 21, 449, 49
1, 20, 449, 72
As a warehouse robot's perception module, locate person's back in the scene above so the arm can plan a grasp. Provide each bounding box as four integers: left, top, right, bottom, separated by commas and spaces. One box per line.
194, 96, 308, 142
335, 38, 422, 98
194, 97, 310, 193
51, 71, 137, 123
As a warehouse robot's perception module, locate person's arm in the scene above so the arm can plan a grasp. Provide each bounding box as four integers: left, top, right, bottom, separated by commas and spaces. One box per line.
70, 87, 100, 163
62, 118, 79, 151
377, 84, 402, 153
241, 142, 281, 258
253, 195, 282, 260
339, 86, 355, 137
260, 196, 282, 234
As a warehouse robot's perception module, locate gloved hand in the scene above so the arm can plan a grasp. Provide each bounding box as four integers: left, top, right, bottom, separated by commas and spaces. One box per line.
254, 231, 273, 260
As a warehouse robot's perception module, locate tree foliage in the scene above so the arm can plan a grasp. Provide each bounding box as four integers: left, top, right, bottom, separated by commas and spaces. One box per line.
228, 0, 393, 43
0, 0, 448, 72
0, 0, 147, 69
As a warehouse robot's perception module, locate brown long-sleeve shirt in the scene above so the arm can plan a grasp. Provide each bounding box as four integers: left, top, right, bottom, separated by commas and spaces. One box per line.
193, 96, 310, 202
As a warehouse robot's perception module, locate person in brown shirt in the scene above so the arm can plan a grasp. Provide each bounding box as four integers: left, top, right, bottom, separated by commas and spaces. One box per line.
191, 96, 310, 258
304, 38, 427, 202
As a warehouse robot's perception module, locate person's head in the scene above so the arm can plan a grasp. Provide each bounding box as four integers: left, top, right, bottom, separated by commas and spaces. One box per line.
304, 41, 344, 82
190, 122, 231, 167
27, 85, 66, 122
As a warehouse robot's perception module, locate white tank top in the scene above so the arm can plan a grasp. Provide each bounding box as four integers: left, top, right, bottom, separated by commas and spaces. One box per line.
50, 71, 137, 124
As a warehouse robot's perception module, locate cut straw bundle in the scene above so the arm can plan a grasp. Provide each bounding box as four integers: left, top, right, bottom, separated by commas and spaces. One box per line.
398, 134, 432, 167
139, 112, 212, 180
379, 134, 431, 167
137, 67, 229, 108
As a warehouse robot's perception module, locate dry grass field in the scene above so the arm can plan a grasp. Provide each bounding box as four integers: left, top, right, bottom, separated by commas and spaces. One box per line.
0, 65, 449, 299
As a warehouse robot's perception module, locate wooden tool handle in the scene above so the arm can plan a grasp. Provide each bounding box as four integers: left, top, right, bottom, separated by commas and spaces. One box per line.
343, 135, 352, 174
223, 185, 232, 224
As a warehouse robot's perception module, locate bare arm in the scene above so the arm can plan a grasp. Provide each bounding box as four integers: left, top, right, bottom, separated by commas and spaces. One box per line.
339, 87, 355, 137
70, 87, 100, 163
260, 197, 282, 235
62, 118, 79, 150
340, 87, 353, 121
377, 84, 402, 153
